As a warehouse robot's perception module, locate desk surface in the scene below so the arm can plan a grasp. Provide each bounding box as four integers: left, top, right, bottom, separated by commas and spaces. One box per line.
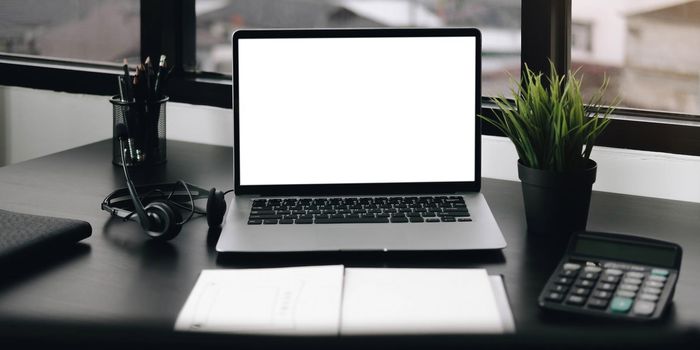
0, 140, 699, 348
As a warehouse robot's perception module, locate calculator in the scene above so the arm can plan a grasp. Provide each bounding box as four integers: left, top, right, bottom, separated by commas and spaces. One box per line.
538, 231, 682, 320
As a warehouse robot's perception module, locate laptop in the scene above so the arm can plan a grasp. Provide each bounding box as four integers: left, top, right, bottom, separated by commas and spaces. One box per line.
217, 28, 506, 253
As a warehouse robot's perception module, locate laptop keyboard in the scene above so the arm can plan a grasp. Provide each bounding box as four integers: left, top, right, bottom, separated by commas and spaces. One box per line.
247, 196, 470, 225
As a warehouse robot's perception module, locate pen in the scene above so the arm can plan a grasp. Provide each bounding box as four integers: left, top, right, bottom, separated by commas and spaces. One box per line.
118, 75, 137, 162
145, 56, 154, 102
154, 55, 167, 99
122, 58, 130, 76
117, 75, 127, 103
150, 55, 168, 158
136, 63, 150, 114
122, 59, 134, 102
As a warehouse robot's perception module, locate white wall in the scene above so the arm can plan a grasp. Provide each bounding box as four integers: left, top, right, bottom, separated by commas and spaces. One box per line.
482, 136, 700, 204
0, 86, 112, 164
1, 85, 699, 203
0, 86, 233, 164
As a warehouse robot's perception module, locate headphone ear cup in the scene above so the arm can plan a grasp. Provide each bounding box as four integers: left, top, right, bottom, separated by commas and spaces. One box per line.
144, 201, 182, 241
206, 188, 226, 228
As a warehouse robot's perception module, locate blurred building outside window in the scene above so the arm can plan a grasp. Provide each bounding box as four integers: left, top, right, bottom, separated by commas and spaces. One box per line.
0, 0, 140, 64
195, 0, 521, 98
572, 0, 700, 117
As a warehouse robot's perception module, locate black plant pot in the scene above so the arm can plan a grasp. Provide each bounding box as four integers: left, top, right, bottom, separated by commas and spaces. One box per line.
518, 159, 597, 236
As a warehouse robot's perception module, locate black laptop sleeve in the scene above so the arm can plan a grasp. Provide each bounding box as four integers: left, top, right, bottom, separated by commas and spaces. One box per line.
0, 209, 92, 261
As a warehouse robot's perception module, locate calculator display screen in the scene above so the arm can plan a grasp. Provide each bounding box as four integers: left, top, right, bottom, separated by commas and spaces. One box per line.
574, 237, 677, 267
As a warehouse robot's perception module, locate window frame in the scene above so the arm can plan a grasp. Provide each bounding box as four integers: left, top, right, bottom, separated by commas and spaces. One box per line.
0, 0, 699, 156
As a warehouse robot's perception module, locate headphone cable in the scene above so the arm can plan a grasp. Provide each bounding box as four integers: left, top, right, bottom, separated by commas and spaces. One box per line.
107, 185, 233, 225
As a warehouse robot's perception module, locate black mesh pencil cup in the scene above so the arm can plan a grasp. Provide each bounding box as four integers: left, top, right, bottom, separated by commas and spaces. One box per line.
111, 96, 168, 166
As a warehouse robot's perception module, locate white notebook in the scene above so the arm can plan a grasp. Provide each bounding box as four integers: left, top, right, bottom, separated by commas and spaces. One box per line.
175, 265, 515, 335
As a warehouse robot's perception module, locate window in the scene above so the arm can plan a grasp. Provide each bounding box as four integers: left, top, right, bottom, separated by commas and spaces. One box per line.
0, 0, 140, 64
194, 0, 521, 98
1, 0, 699, 156
572, 0, 700, 117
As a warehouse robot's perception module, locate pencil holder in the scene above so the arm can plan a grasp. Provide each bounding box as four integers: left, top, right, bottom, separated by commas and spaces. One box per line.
110, 96, 168, 167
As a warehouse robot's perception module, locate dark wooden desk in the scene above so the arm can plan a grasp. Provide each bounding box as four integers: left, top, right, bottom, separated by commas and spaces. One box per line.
0, 140, 699, 349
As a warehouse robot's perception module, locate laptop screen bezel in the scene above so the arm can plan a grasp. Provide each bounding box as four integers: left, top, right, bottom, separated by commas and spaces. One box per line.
233, 28, 482, 196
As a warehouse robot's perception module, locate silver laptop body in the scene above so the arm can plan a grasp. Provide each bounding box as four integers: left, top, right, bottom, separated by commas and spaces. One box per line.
217, 28, 506, 253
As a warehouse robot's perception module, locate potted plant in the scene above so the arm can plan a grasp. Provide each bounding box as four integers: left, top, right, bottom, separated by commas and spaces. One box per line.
481, 64, 617, 235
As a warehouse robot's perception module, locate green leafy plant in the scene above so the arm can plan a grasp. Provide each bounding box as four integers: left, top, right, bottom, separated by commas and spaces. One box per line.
481, 63, 618, 172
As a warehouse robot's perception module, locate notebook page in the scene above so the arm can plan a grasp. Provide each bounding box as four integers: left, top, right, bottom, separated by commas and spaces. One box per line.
175, 265, 344, 335
340, 268, 505, 335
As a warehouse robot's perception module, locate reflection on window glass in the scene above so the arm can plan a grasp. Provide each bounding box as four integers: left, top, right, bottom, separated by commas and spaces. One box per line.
196, 0, 521, 97
0, 0, 140, 64
572, 0, 700, 116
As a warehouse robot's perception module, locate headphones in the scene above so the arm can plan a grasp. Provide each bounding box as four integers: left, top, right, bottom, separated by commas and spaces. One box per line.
101, 124, 227, 241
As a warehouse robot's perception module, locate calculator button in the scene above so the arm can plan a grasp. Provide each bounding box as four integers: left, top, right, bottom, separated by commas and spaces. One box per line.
593, 290, 613, 299
633, 301, 656, 316
625, 271, 645, 279
597, 282, 617, 291
644, 280, 664, 288
583, 266, 602, 273
604, 268, 623, 276
610, 297, 634, 313
581, 272, 600, 280
576, 279, 595, 288
587, 298, 609, 309
572, 287, 591, 296
615, 290, 636, 298
642, 287, 662, 295
619, 284, 640, 292
651, 268, 669, 277
545, 292, 564, 302
559, 269, 578, 278
575, 279, 595, 288
639, 293, 659, 302
551, 285, 569, 293
563, 263, 582, 270
566, 295, 586, 306
555, 277, 573, 285
549, 284, 569, 294
600, 275, 620, 283
648, 275, 667, 282
622, 277, 642, 285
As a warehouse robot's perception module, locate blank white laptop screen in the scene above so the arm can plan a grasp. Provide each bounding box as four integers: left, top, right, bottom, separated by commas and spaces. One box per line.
238, 36, 476, 186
